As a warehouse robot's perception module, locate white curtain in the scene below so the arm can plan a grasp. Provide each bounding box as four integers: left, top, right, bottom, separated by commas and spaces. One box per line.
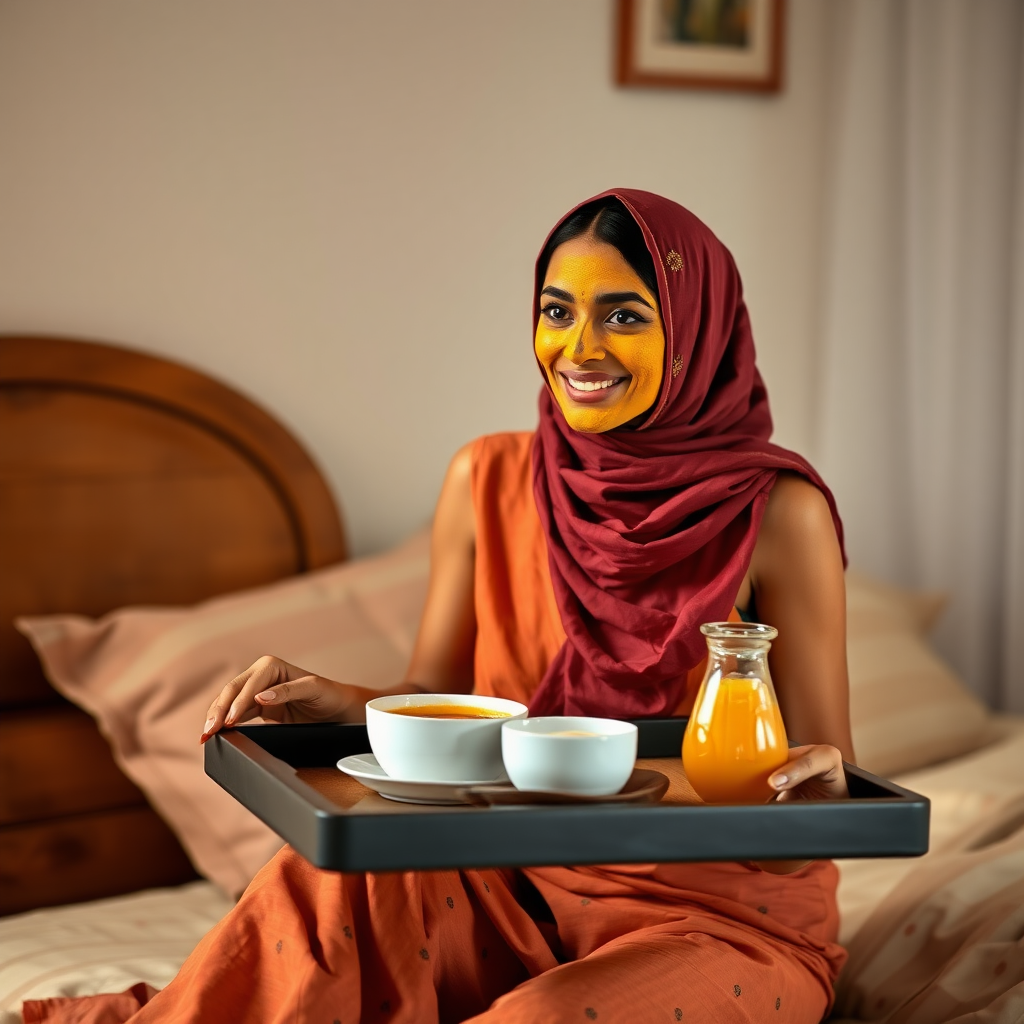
815, 0, 1024, 710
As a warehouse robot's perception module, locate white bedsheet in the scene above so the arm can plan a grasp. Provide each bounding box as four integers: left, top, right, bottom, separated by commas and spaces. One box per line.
3, 718, 1022, 1023
0, 881, 233, 1023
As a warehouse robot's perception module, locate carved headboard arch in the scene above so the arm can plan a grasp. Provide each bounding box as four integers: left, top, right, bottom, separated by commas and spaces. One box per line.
0, 335, 347, 706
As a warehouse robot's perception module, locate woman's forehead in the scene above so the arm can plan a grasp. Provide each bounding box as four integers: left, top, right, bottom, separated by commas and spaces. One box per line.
541, 235, 659, 306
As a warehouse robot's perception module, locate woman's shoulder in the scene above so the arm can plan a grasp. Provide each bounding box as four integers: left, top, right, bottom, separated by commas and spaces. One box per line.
470, 431, 535, 460
442, 432, 536, 507
451, 431, 535, 480
763, 472, 834, 530
754, 472, 842, 577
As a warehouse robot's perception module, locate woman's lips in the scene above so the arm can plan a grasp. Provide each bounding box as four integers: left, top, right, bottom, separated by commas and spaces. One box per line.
558, 370, 629, 404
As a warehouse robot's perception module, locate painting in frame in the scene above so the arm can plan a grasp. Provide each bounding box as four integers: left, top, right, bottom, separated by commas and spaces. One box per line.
616, 0, 786, 93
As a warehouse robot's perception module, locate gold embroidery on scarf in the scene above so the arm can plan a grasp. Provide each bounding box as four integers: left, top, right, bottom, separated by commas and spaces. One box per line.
664, 250, 683, 271
672, 355, 684, 378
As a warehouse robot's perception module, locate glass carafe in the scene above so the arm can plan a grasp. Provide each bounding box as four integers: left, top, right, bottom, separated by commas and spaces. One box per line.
682, 622, 788, 804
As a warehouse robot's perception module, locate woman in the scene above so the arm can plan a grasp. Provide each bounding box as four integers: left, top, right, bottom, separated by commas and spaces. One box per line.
30, 190, 852, 1024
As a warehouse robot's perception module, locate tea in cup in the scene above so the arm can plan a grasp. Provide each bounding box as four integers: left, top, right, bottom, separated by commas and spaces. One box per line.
365, 693, 528, 782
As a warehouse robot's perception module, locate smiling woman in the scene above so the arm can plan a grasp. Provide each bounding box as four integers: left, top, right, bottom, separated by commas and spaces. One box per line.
32, 190, 852, 1024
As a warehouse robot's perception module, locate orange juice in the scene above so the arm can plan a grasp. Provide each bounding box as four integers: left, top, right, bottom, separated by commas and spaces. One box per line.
682, 673, 788, 804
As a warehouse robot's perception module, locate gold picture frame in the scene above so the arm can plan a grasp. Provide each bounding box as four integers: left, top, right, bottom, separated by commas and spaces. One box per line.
616, 0, 786, 93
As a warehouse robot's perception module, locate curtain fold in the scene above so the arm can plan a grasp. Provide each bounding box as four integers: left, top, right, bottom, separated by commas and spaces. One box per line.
815, 0, 1024, 710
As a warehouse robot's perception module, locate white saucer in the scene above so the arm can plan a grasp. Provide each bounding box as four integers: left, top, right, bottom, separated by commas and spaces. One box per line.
336, 753, 508, 805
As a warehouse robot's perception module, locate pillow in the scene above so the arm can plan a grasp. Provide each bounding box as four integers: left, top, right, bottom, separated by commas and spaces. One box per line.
833, 789, 1024, 1022
844, 570, 991, 777
16, 528, 430, 898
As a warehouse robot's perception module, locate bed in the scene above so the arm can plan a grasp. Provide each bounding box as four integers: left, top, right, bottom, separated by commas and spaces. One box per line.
1, 335, 1021, 1024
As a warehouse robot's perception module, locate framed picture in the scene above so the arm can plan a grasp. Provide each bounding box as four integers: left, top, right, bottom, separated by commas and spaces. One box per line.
616, 0, 786, 93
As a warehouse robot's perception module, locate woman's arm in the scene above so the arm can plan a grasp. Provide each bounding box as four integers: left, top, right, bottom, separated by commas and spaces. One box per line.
744, 472, 852, 872
200, 445, 479, 739
401, 442, 478, 692
749, 472, 854, 762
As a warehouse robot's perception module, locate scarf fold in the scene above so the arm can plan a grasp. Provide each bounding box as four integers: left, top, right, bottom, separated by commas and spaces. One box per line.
529, 189, 844, 717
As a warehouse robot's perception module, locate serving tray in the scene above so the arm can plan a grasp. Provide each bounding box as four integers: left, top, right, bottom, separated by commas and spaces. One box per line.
205, 719, 929, 872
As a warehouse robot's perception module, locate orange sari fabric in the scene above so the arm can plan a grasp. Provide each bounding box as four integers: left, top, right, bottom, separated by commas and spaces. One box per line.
25, 431, 846, 1024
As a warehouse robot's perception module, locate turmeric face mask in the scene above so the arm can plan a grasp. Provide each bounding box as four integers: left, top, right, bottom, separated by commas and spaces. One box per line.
535, 233, 665, 433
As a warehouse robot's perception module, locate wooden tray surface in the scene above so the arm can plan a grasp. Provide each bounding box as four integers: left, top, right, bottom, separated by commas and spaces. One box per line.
295, 759, 698, 812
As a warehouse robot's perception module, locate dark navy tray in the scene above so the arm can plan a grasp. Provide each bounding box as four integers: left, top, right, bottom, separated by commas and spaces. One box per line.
205, 718, 929, 872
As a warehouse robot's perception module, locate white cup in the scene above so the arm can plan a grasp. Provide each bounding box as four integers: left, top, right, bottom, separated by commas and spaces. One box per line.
501, 716, 639, 796
365, 693, 528, 783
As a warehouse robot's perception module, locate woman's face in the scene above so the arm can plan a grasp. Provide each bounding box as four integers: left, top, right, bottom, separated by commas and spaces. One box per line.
535, 231, 665, 433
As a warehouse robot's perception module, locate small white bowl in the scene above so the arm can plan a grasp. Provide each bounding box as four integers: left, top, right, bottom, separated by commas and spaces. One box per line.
501, 716, 638, 796
365, 693, 528, 783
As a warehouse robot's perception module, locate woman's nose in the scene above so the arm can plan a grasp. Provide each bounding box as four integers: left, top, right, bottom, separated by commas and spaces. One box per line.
563, 321, 603, 364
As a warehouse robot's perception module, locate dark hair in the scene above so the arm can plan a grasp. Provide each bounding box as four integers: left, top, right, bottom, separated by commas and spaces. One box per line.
536, 197, 659, 299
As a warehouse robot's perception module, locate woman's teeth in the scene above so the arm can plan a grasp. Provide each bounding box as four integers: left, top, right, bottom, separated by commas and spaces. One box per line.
566, 377, 621, 392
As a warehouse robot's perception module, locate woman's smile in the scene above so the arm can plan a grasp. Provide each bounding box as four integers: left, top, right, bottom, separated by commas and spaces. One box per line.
558, 366, 630, 403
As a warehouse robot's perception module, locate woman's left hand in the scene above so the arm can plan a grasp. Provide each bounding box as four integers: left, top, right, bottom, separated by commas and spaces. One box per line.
769, 744, 849, 802
750, 745, 848, 873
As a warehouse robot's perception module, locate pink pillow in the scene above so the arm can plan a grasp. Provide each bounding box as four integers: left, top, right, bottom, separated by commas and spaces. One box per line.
16, 529, 429, 897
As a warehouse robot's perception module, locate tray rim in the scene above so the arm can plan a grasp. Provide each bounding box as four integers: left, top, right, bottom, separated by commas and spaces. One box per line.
205, 719, 931, 872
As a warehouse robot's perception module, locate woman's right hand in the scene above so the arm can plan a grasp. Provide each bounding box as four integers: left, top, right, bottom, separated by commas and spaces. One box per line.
200, 656, 361, 742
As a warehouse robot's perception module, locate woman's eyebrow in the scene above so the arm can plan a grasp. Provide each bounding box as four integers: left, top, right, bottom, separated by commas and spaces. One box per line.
540, 286, 574, 303
597, 291, 655, 310
540, 286, 655, 311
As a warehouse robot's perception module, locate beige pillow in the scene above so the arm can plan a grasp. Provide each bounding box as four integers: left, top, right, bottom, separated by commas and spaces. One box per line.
845, 570, 990, 777
834, 792, 1024, 1022
16, 529, 430, 898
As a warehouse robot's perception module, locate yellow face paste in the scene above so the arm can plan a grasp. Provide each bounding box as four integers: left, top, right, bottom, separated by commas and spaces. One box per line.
535, 233, 665, 433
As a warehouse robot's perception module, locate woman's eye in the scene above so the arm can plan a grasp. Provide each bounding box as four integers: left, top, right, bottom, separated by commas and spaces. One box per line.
542, 304, 570, 321
609, 309, 644, 325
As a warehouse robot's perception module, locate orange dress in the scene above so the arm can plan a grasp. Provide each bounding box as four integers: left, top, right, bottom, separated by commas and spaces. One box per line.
25, 432, 846, 1024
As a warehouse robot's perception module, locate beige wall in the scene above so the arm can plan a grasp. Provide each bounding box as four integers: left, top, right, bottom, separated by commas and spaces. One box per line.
0, 0, 832, 555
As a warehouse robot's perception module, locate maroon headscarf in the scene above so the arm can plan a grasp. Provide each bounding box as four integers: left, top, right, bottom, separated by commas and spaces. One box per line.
529, 189, 845, 717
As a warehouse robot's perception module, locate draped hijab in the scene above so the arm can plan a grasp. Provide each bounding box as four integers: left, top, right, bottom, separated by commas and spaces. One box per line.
529, 189, 845, 717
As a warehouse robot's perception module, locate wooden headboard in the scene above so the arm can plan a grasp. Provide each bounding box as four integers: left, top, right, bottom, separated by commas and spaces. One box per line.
0, 336, 346, 915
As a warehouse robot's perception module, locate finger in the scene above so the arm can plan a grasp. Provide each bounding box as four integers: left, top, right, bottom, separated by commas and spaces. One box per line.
223, 659, 289, 727
766, 744, 811, 791
202, 703, 267, 742
202, 667, 260, 741
769, 745, 842, 792
252, 675, 325, 712
202, 657, 285, 741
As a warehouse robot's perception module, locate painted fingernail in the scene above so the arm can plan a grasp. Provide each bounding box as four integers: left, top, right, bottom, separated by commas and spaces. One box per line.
224, 707, 237, 725
256, 690, 276, 702
770, 774, 788, 788
204, 718, 216, 734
